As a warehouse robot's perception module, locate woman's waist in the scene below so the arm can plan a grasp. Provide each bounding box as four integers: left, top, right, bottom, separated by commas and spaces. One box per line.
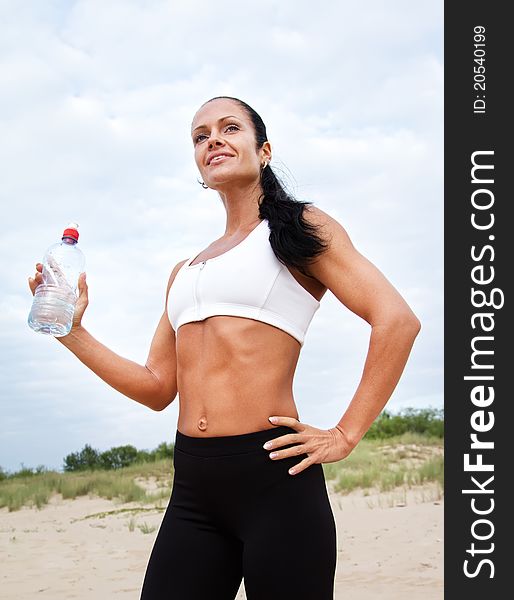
177, 392, 298, 438
174, 424, 298, 457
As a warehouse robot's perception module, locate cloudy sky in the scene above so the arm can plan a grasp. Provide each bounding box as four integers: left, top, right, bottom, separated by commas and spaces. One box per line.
0, 0, 443, 473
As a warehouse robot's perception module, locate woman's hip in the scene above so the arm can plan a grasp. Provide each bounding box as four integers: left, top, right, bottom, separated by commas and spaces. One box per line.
170, 425, 334, 536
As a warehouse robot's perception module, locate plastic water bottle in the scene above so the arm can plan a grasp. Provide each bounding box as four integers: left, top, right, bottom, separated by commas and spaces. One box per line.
28, 222, 86, 337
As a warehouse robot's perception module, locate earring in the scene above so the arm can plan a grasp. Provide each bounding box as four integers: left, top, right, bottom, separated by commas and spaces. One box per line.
262, 161, 268, 170
197, 179, 209, 189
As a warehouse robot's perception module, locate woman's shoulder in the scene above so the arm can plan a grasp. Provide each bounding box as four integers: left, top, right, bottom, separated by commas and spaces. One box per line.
302, 204, 348, 244
165, 258, 189, 293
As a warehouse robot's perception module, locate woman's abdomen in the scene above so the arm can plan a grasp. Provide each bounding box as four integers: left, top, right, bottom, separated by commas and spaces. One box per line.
175, 316, 302, 436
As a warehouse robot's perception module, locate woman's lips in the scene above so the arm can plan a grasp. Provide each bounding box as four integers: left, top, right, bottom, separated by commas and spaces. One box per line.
208, 154, 233, 166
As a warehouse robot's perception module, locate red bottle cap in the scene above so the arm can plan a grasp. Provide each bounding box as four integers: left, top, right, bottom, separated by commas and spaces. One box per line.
62, 222, 79, 242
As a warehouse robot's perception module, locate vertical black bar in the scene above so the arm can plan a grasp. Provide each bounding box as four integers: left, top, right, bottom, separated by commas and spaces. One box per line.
445, 2, 510, 596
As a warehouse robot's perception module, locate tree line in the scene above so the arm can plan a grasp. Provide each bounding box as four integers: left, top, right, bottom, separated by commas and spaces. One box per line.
62, 441, 174, 472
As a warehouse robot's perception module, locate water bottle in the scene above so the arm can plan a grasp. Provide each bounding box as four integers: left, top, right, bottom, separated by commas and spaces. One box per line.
28, 222, 86, 337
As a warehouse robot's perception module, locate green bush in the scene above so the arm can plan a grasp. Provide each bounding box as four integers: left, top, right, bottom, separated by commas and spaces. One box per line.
100, 445, 139, 470
5, 464, 48, 479
152, 442, 174, 461
134, 450, 154, 463
364, 407, 443, 440
63, 444, 102, 472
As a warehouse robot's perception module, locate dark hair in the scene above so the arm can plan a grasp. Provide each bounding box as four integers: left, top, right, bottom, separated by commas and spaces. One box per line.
203, 96, 329, 278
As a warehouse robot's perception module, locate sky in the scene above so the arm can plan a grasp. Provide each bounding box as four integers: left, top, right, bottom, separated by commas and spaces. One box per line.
0, 0, 443, 473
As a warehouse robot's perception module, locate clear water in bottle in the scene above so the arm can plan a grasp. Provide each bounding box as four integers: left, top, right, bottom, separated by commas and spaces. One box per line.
28, 223, 86, 337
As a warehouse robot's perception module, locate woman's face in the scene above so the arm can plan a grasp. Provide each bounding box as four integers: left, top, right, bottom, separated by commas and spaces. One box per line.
191, 98, 271, 191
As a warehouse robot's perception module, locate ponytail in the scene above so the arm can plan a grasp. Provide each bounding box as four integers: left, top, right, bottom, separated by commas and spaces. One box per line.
258, 165, 328, 276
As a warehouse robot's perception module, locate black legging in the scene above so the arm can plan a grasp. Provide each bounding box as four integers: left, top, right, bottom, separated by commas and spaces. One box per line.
140, 425, 337, 599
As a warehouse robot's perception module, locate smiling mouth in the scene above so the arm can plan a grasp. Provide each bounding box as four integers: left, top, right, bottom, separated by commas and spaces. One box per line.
208, 155, 232, 165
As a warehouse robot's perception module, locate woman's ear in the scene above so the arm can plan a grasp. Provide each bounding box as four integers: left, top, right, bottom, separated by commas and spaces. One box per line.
261, 141, 272, 163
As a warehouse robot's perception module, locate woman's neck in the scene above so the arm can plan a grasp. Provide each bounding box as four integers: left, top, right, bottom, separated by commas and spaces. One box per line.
217, 182, 263, 233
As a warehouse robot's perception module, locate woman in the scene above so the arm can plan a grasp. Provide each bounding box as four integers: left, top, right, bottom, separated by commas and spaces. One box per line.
28, 96, 420, 600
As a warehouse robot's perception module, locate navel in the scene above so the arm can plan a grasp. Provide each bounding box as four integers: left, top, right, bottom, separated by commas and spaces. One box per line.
197, 416, 208, 431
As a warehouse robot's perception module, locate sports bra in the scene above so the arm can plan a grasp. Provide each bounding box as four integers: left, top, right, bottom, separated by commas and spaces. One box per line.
167, 218, 321, 346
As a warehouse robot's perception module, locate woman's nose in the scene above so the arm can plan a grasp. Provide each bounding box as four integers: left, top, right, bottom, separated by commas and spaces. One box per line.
208, 134, 224, 149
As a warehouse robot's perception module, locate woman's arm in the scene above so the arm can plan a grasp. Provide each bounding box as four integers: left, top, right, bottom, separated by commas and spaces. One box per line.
29, 260, 186, 412
305, 206, 421, 450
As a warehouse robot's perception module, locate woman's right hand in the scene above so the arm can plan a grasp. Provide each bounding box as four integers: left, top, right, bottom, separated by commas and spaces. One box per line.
28, 263, 89, 332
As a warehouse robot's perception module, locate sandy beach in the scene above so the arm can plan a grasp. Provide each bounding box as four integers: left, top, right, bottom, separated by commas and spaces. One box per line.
0, 483, 442, 599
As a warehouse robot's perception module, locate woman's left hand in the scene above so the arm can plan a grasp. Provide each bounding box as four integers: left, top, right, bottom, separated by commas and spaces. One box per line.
263, 416, 354, 476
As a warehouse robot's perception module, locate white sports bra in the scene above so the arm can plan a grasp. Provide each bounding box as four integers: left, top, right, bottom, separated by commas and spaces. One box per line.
167, 218, 321, 346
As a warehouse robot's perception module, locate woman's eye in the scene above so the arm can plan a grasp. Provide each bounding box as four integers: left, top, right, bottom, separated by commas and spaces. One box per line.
194, 124, 239, 144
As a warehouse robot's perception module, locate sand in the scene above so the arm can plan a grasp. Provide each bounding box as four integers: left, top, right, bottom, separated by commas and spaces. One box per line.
0, 483, 443, 599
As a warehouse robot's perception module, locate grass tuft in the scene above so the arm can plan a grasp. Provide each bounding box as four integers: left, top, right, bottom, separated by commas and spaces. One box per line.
322, 434, 443, 495
0, 460, 173, 512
